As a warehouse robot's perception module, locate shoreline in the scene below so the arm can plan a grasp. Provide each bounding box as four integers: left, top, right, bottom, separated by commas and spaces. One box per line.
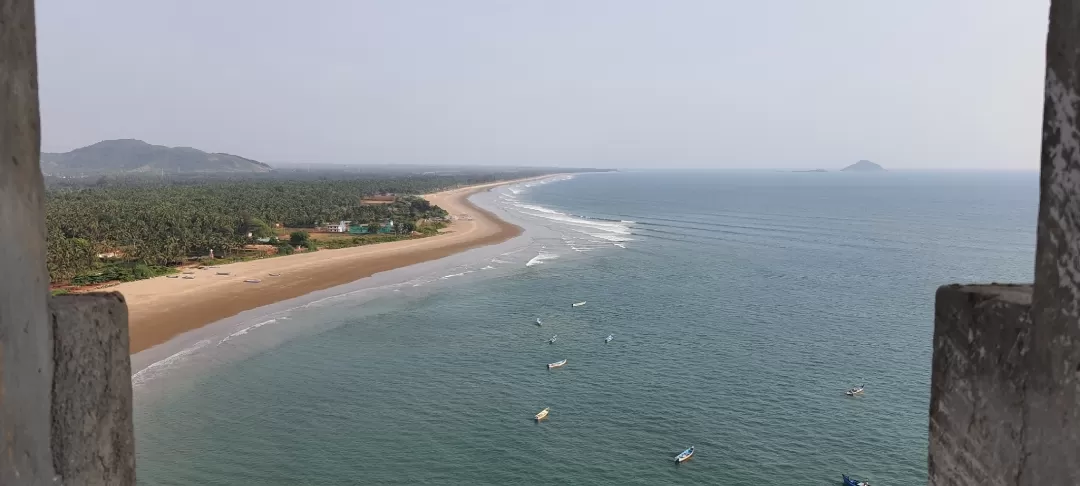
120, 176, 554, 354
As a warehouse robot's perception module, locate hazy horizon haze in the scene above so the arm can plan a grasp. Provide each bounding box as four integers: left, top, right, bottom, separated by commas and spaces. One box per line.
37, 1, 1050, 170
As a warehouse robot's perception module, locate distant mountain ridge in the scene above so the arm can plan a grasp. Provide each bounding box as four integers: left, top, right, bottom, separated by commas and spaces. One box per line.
841, 160, 885, 172
41, 139, 272, 175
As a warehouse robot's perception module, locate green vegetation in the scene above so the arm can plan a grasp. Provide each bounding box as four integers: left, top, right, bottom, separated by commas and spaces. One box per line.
42, 139, 272, 175
289, 231, 311, 246
318, 234, 410, 249
68, 263, 176, 286
44, 171, 569, 284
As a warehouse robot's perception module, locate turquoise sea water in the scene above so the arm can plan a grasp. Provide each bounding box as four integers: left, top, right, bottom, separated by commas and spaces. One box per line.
134, 171, 1037, 485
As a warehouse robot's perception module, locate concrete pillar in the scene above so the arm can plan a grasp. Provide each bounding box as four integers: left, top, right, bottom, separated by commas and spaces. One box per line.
929, 285, 1032, 486
1027, 0, 1080, 482
49, 294, 135, 485
930, 1, 1080, 484
1, 2, 135, 484
0, 0, 56, 484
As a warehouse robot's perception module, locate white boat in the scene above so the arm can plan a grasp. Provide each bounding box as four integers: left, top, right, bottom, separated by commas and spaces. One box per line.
244, 279, 261, 283
268, 273, 281, 277
572, 301, 586, 307
675, 446, 694, 463
846, 385, 865, 396
547, 359, 567, 369
182, 275, 195, 280
548, 335, 557, 344
535, 408, 549, 421
536, 318, 543, 326
605, 334, 613, 343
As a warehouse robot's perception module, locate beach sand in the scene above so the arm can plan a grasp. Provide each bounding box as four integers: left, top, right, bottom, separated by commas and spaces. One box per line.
118, 178, 542, 354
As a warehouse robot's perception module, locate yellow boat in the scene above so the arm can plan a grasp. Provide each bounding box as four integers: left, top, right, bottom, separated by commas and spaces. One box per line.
535, 408, 549, 421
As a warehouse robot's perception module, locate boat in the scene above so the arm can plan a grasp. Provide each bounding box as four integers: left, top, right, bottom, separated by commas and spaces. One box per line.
166, 275, 179, 279
548, 335, 557, 344
547, 359, 567, 369
842, 474, 871, 486
846, 385, 865, 396
268, 273, 281, 277
535, 408, 549, 421
572, 301, 586, 307
244, 279, 261, 283
605, 334, 613, 343
216, 272, 230, 276
674, 446, 694, 463
536, 318, 543, 326
182, 276, 195, 279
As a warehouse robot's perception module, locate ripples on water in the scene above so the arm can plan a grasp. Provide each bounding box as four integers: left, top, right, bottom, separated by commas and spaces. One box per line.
136, 171, 1036, 485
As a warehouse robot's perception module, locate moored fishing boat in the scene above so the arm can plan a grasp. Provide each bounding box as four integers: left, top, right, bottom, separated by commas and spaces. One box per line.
842, 474, 871, 486
674, 446, 694, 463
846, 385, 865, 396
535, 408, 549, 421
605, 334, 613, 343
572, 301, 586, 307
547, 359, 567, 369
548, 334, 557, 344
536, 318, 543, 326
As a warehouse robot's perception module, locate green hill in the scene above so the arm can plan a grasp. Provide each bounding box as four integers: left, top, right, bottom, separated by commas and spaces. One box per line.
42, 139, 272, 175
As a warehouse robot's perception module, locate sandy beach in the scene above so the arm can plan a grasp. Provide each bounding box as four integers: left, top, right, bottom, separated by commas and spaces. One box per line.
119, 177, 546, 353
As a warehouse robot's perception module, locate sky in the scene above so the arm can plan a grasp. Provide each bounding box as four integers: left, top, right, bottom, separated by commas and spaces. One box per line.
36, 1, 1050, 170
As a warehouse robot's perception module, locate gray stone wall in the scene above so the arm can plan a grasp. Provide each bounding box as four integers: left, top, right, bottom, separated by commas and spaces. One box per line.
1028, 0, 1080, 483
1, 1, 135, 484
0, 0, 56, 483
49, 294, 134, 485
929, 1, 1080, 484
929, 285, 1031, 486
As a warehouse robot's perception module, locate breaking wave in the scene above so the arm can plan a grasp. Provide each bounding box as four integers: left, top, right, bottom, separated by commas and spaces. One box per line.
526, 251, 560, 267
220, 319, 279, 344
132, 339, 211, 386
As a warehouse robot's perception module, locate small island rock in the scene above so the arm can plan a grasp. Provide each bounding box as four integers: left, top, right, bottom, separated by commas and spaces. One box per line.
841, 160, 886, 172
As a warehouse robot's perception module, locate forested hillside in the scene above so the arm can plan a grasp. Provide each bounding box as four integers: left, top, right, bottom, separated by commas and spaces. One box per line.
42, 139, 272, 174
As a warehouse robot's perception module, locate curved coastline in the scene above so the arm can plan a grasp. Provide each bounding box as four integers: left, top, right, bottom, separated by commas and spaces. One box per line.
121, 176, 556, 354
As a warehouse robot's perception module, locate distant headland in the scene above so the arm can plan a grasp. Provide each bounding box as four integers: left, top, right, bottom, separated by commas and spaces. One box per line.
841, 160, 886, 172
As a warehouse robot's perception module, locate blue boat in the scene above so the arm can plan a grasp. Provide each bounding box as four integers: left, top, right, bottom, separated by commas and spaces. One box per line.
674, 446, 694, 463
843, 474, 870, 486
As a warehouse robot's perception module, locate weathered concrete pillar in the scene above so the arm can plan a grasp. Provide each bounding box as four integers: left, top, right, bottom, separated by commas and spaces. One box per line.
930, 1, 1080, 484
0, 0, 56, 484
2, 1, 136, 484
49, 294, 135, 485
1027, 0, 1080, 482
929, 285, 1031, 486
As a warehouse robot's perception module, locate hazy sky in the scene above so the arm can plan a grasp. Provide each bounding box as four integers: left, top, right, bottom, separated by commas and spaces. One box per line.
37, 1, 1049, 169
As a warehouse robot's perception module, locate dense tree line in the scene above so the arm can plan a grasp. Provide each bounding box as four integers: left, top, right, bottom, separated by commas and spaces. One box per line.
45, 171, 560, 283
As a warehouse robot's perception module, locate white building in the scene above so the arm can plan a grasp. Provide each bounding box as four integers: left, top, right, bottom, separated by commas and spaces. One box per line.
325, 220, 350, 232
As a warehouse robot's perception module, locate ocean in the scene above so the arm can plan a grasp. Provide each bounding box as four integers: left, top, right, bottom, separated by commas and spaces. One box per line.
133, 170, 1037, 485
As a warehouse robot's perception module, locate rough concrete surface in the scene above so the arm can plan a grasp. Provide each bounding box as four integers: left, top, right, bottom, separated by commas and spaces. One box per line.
930, 285, 1032, 486
0, 0, 55, 484
49, 293, 134, 485
1029, 0, 1080, 483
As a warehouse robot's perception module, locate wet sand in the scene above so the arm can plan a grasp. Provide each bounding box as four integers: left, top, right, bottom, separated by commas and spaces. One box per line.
118, 177, 545, 353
